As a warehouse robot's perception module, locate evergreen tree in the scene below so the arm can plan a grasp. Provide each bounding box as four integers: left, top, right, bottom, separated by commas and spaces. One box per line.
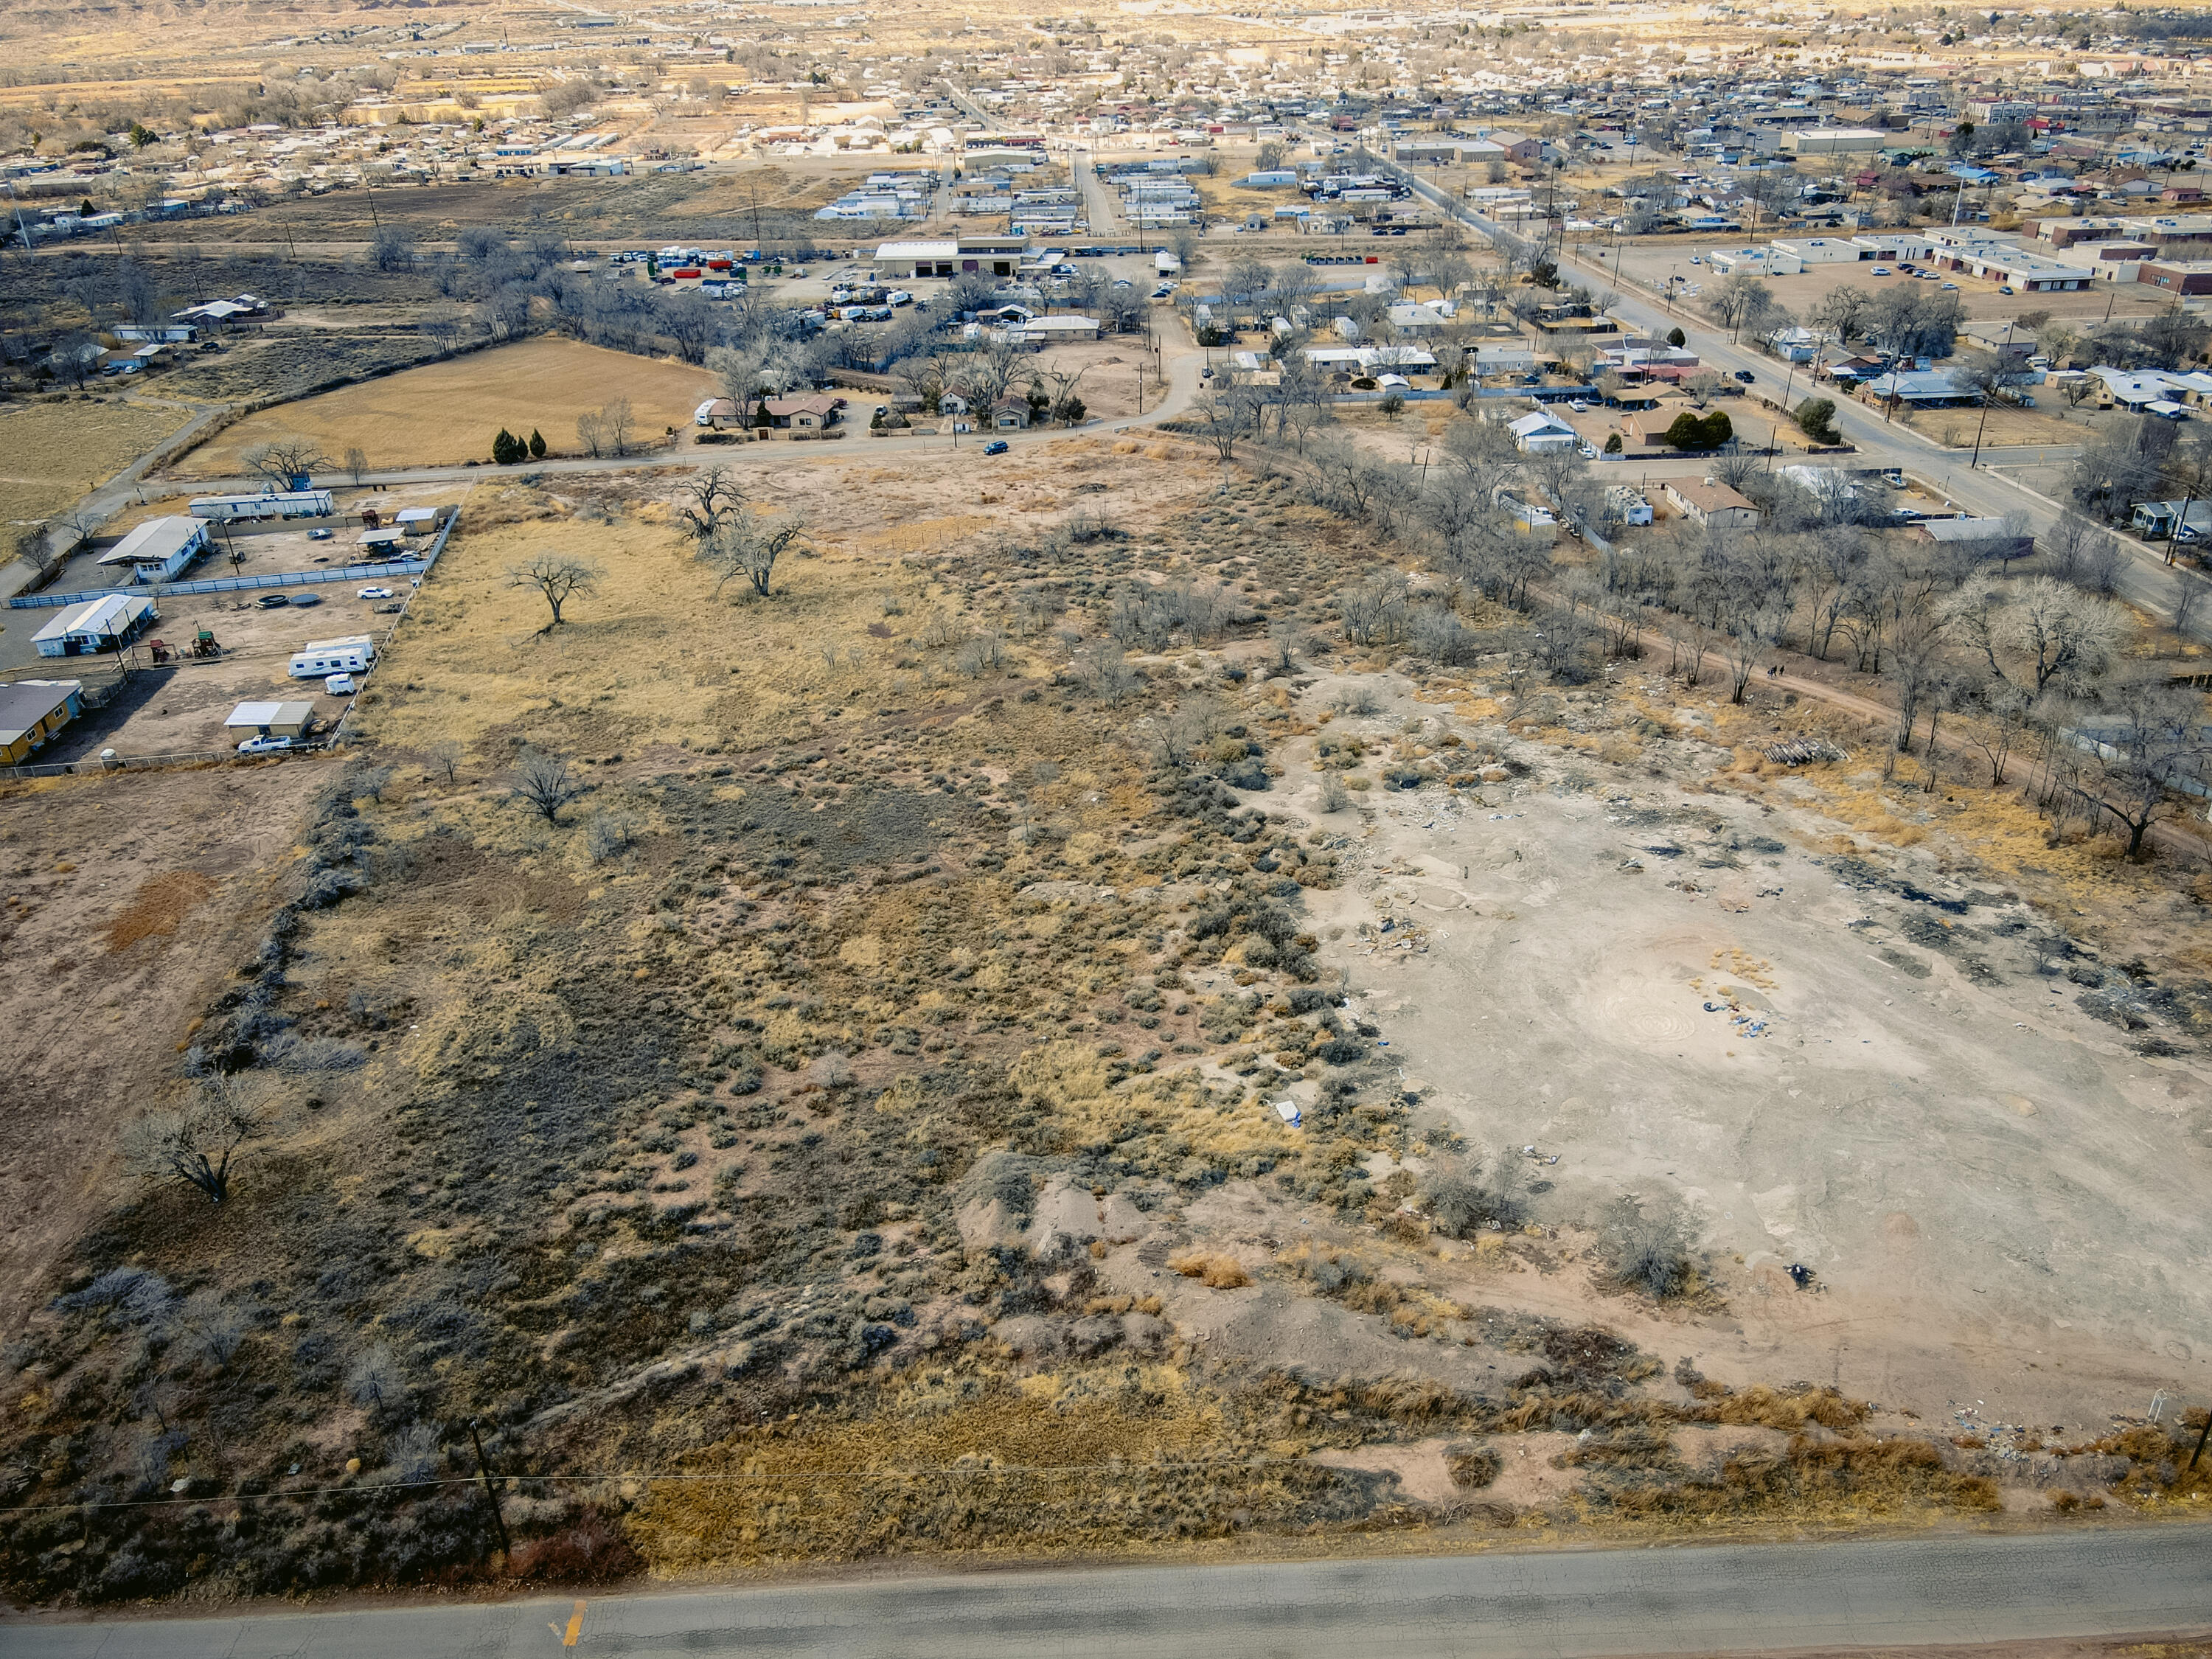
529, 428, 547, 459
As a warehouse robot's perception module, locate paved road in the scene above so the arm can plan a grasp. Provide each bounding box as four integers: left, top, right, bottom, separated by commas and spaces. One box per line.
7, 1526, 2209, 1658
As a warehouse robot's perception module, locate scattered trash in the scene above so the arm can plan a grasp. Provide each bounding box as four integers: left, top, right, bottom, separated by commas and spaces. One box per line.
1787, 1263, 1815, 1289
1273, 1100, 1302, 1128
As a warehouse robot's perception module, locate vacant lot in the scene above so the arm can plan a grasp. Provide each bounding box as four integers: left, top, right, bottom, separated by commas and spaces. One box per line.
7, 431, 2212, 1607
0, 397, 194, 526
175, 339, 713, 476
0, 760, 337, 1332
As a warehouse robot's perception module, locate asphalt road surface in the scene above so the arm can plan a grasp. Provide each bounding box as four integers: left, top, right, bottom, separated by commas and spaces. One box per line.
8, 1526, 2211, 1659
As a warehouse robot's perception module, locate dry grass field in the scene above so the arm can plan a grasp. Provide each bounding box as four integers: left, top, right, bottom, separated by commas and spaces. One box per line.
0, 397, 194, 526
174, 340, 714, 476
8, 425, 2212, 1607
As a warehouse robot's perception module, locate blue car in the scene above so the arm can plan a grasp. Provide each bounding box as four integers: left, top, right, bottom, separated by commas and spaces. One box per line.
983, 439, 1009, 455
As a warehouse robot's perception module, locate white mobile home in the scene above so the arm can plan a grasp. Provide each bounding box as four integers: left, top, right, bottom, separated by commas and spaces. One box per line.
288, 635, 376, 678
189, 490, 335, 522
95, 515, 209, 583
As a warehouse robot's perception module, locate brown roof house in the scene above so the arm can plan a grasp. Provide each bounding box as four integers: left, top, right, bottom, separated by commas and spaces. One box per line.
990, 397, 1033, 431
1663, 479, 1761, 529
738, 394, 846, 430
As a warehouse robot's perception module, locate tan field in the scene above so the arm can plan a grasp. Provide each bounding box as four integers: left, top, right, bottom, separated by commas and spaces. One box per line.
0, 397, 193, 527
173, 339, 714, 476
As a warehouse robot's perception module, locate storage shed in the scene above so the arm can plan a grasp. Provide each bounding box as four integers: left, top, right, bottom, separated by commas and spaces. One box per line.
226, 700, 316, 740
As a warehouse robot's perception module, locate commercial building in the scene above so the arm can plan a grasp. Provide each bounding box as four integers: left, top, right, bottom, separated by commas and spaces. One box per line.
1780, 128, 1888, 155
2136, 260, 2212, 296
872, 235, 1029, 279
94, 515, 209, 584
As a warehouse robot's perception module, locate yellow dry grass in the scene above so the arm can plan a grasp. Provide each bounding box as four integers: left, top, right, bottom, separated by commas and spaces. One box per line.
0, 400, 193, 526
178, 340, 713, 474
628, 1364, 1285, 1573
348, 487, 950, 760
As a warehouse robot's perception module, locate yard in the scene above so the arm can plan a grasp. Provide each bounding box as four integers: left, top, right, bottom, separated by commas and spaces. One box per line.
170, 338, 715, 476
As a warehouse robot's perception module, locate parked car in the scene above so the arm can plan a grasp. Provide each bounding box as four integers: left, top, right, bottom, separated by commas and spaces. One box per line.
237, 735, 295, 756
357, 585, 394, 599
1998, 284, 2015, 296
983, 439, 1010, 455
256, 593, 291, 609
1577, 441, 1599, 459
1940, 282, 1959, 290
1870, 265, 1891, 276
1733, 369, 1756, 383
324, 673, 356, 695
1152, 283, 1176, 297
307, 527, 333, 540
289, 592, 323, 607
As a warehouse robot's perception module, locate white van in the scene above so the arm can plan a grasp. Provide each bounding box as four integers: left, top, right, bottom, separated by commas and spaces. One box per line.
289, 635, 375, 679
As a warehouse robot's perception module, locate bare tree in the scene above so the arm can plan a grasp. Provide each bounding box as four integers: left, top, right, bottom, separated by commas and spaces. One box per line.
600, 397, 637, 457
2172, 571, 2210, 644
507, 553, 604, 629
420, 306, 465, 355
122, 1077, 276, 1206
240, 435, 330, 489
1944, 573, 2121, 698
509, 748, 585, 824
576, 410, 606, 458
674, 464, 747, 549
344, 447, 370, 487
2067, 676, 2212, 858
424, 739, 462, 785
700, 512, 807, 598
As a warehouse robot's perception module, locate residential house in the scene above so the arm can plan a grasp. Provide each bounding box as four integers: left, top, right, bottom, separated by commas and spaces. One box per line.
1507, 410, 1579, 453
93, 515, 209, 585
736, 394, 846, 431
2131, 498, 2212, 540
0, 679, 83, 765
990, 397, 1033, 431
1663, 479, 1761, 529
32, 594, 157, 658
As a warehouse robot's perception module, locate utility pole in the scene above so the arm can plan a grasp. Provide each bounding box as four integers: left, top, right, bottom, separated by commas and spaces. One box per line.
467, 1420, 512, 1557
1969, 316, 2014, 470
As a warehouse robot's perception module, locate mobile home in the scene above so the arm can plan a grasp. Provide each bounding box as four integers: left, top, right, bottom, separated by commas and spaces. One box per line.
189, 490, 336, 522
288, 635, 376, 678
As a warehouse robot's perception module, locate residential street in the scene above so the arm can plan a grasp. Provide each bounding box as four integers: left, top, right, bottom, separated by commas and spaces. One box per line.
7, 1526, 2209, 1658
1393, 170, 2208, 644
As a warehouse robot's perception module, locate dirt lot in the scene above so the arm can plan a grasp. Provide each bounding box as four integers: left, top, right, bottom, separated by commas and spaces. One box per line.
1269, 669, 2212, 1433
0, 759, 338, 1330
0, 396, 195, 526
173, 339, 715, 476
